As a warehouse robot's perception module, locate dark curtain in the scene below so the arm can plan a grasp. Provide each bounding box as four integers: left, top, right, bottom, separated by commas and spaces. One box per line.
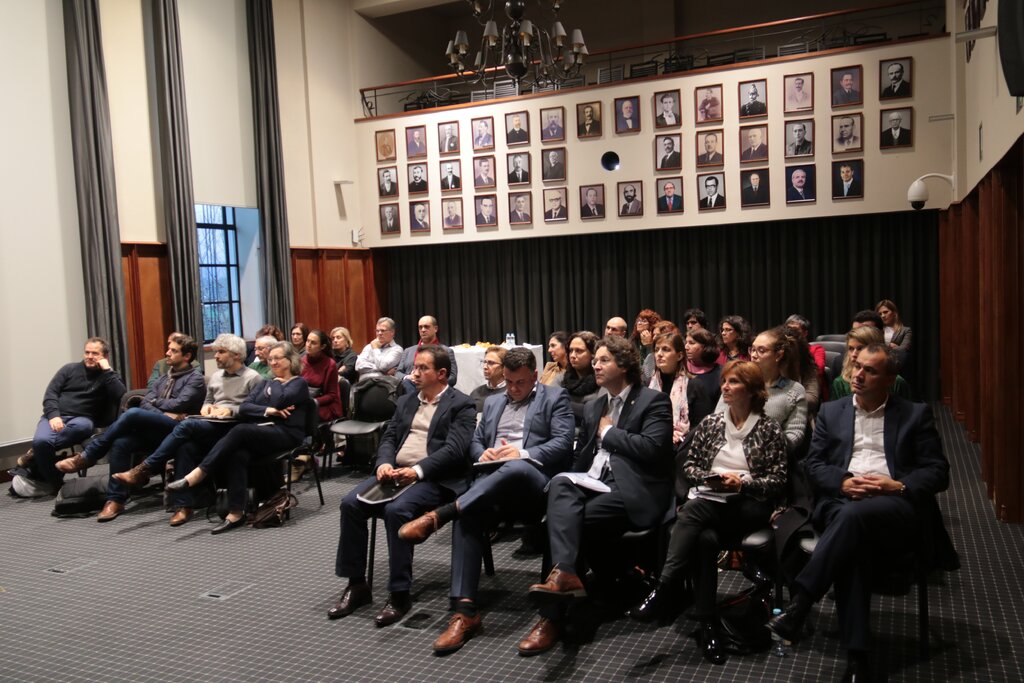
150, 0, 204, 350
247, 0, 294, 329
62, 0, 131, 384
380, 211, 940, 399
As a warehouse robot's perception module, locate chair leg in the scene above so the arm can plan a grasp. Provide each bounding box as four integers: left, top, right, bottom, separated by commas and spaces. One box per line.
482, 534, 495, 577
368, 517, 377, 592
309, 451, 325, 506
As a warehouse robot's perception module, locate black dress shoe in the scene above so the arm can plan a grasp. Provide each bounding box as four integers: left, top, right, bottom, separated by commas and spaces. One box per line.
841, 653, 873, 682
628, 583, 690, 622
327, 583, 372, 619
374, 593, 412, 627
699, 620, 727, 665
211, 516, 246, 535
767, 595, 813, 643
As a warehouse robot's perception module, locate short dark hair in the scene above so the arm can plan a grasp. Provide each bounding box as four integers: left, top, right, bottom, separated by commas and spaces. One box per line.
503, 347, 536, 371
722, 360, 769, 413
308, 329, 329, 348
686, 328, 720, 366
595, 335, 641, 385
569, 330, 599, 356
85, 336, 110, 357
852, 309, 885, 330
861, 343, 899, 376
415, 344, 451, 379
683, 308, 707, 328
170, 333, 198, 362
785, 314, 811, 335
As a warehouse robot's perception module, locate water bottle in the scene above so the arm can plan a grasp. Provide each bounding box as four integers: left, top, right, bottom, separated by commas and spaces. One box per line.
770, 608, 789, 657
504, 332, 512, 346
509, 331, 517, 345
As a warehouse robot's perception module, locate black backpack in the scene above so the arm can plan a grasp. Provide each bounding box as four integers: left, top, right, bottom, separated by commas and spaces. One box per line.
52, 475, 109, 517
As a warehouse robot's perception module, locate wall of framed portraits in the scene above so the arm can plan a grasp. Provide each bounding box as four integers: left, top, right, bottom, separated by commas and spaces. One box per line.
356, 36, 953, 247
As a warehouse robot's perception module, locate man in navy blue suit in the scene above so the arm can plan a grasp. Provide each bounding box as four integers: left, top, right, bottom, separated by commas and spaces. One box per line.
328, 346, 476, 627
399, 347, 575, 654
769, 344, 954, 680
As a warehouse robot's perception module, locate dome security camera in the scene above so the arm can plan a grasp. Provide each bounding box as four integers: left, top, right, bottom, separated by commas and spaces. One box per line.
907, 179, 928, 210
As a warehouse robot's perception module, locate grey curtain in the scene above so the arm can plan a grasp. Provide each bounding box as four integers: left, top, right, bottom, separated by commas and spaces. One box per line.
247, 0, 294, 329
150, 0, 204, 348
63, 0, 131, 384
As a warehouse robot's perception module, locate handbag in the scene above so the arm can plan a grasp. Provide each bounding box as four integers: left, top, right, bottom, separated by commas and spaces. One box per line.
251, 488, 298, 528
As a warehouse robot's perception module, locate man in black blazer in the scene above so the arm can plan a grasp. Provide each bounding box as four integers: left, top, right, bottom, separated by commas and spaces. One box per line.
880, 111, 912, 147
518, 335, 673, 656
657, 136, 681, 169
832, 162, 862, 198
769, 344, 955, 680
399, 348, 575, 654
741, 171, 769, 206
329, 346, 476, 627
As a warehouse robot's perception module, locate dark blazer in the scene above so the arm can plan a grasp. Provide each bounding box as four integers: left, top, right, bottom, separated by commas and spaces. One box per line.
408, 179, 427, 192
571, 385, 673, 528
375, 387, 476, 494
742, 185, 769, 205
471, 384, 575, 477
542, 123, 564, 140
658, 151, 681, 169
379, 182, 398, 197
833, 178, 862, 197
237, 377, 310, 441
741, 145, 768, 161
697, 151, 722, 165
507, 128, 528, 143
578, 120, 601, 136
787, 186, 814, 202
475, 212, 497, 226
440, 175, 460, 190
881, 128, 912, 147
740, 101, 767, 116
833, 88, 861, 105
880, 81, 911, 98
701, 194, 725, 209
657, 195, 682, 212
542, 163, 565, 180
508, 169, 530, 183
581, 203, 604, 218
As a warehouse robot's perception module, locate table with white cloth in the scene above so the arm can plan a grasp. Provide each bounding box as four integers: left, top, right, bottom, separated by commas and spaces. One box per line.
452, 343, 544, 395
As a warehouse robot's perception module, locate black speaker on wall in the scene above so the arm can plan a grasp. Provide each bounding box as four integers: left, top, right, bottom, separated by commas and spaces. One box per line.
999, 0, 1024, 95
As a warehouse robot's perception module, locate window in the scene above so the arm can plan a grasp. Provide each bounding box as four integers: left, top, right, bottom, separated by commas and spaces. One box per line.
196, 204, 242, 343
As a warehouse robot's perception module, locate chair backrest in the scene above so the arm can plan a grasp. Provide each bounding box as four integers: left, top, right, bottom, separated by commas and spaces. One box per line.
816, 340, 847, 354
119, 389, 148, 414
354, 381, 398, 423
815, 334, 848, 342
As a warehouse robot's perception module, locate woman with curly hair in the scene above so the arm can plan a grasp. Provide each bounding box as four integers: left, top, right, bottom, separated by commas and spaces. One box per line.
716, 315, 752, 365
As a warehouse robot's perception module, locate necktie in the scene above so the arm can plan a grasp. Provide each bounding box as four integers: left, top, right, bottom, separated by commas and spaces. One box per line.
587, 396, 623, 479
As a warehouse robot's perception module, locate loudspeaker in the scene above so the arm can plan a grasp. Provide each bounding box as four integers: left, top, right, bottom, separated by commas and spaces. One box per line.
999, 0, 1024, 95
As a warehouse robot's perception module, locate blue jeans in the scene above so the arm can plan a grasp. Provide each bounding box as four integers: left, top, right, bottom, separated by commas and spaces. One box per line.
83, 408, 179, 503
30, 416, 94, 488
143, 418, 234, 469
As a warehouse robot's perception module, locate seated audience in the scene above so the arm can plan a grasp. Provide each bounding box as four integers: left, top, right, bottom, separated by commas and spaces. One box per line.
398, 348, 575, 654
632, 360, 787, 665
290, 323, 310, 355
328, 346, 475, 627
354, 317, 403, 378
539, 331, 569, 387
395, 315, 459, 388
469, 346, 507, 412
249, 335, 278, 379
831, 327, 912, 400
330, 326, 359, 384
245, 324, 285, 365
631, 309, 662, 366
785, 314, 828, 405
641, 320, 679, 385
685, 328, 722, 428
829, 310, 886, 380
717, 315, 752, 365
785, 328, 823, 415
55, 334, 205, 521
876, 298, 913, 369
12, 337, 126, 498
148, 331, 201, 388
683, 308, 707, 331
648, 331, 706, 443
303, 329, 342, 421
562, 331, 600, 422
604, 317, 628, 337
167, 342, 310, 535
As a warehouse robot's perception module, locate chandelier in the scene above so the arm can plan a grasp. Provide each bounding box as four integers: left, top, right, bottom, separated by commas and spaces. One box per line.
445, 0, 588, 90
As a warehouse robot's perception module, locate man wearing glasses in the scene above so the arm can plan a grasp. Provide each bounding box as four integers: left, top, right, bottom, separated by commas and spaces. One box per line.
395, 315, 459, 391
469, 346, 507, 412
355, 317, 403, 378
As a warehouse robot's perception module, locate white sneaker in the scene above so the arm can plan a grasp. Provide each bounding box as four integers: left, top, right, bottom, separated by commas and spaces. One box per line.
11, 475, 58, 498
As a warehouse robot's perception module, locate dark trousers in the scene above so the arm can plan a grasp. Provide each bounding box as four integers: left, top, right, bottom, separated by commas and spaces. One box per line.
143, 418, 234, 469
660, 495, 773, 619
197, 424, 297, 510
451, 459, 549, 600
81, 409, 178, 503
30, 416, 94, 488
336, 476, 450, 592
795, 495, 918, 651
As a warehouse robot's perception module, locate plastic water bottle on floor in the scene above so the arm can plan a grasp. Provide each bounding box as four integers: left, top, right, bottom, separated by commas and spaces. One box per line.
771, 608, 789, 657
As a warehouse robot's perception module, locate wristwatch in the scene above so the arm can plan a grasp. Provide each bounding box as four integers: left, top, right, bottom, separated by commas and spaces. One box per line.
896, 482, 907, 496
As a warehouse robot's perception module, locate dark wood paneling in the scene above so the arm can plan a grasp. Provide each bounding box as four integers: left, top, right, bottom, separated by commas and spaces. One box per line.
290, 248, 382, 348
121, 243, 174, 390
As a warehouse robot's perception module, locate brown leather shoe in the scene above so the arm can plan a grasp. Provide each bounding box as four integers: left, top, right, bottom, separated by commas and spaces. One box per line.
433, 612, 483, 654
96, 500, 124, 522
528, 567, 586, 599
169, 507, 193, 527
112, 462, 152, 488
56, 453, 89, 474
375, 593, 412, 627
327, 583, 372, 620
517, 618, 562, 656
16, 448, 34, 468
398, 511, 442, 544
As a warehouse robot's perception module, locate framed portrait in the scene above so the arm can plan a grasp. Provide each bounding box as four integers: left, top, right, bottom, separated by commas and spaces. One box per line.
506, 151, 532, 185
438, 160, 462, 192
377, 166, 399, 198
471, 116, 495, 151
407, 163, 428, 195
879, 57, 913, 100
697, 173, 727, 211
739, 125, 769, 163
472, 155, 497, 189
832, 113, 864, 153
579, 184, 606, 219
409, 200, 430, 232
508, 192, 533, 225
655, 177, 683, 214
540, 106, 566, 142
617, 180, 644, 217
831, 65, 864, 108
540, 147, 567, 182
437, 121, 460, 155
738, 80, 768, 119
379, 203, 400, 234
695, 129, 724, 167
441, 198, 464, 230
654, 89, 681, 128
474, 194, 499, 228
785, 165, 816, 204
405, 125, 427, 159
783, 73, 814, 113
655, 134, 682, 171
375, 130, 397, 162
880, 108, 913, 148
694, 85, 723, 124
614, 96, 641, 134
505, 111, 530, 145
543, 187, 569, 222
784, 119, 815, 158
576, 101, 602, 138
740, 168, 771, 207
832, 159, 864, 200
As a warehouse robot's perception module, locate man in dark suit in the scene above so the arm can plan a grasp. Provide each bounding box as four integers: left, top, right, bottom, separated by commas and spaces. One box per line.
741, 171, 770, 206
544, 193, 567, 220
475, 197, 497, 227
508, 154, 530, 184
542, 112, 564, 141
880, 62, 911, 99
507, 114, 528, 143
741, 128, 768, 161
379, 169, 398, 197
697, 132, 723, 165
440, 163, 460, 190
880, 111, 912, 147
833, 72, 861, 105
700, 176, 725, 209
787, 167, 814, 202
410, 203, 429, 230
616, 99, 638, 131
509, 194, 531, 223
740, 84, 767, 116
440, 124, 459, 152
474, 158, 495, 187
769, 344, 954, 680
408, 165, 427, 193
581, 187, 604, 218
833, 162, 862, 198
657, 181, 682, 213
408, 129, 426, 156
657, 136, 681, 169
542, 150, 565, 181
578, 105, 601, 136
399, 348, 575, 654
620, 184, 642, 215
517, 336, 673, 656
329, 346, 476, 627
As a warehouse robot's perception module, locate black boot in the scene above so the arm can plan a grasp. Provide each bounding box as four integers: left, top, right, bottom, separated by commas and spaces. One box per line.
699, 619, 727, 665
767, 590, 813, 643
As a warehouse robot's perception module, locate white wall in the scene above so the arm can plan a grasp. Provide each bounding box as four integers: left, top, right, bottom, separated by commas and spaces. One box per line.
0, 0, 87, 445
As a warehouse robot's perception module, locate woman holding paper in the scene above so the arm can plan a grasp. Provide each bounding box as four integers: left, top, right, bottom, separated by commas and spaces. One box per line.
629, 360, 786, 665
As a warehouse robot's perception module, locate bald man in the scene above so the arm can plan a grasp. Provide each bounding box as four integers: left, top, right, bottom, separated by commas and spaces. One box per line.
395, 315, 459, 389
604, 317, 628, 337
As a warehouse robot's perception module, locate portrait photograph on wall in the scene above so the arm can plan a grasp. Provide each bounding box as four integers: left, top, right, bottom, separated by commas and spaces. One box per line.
784, 119, 814, 158
379, 203, 400, 234
471, 116, 495, 151
442, 197, 464, 229
655, 134, 682, 171
783, 73, 814, 113
832, 113, 864, 153
832, 159, 865, 199
739, 125, 769, 162
437, 121, 460, 154
375, 129, 396, 162
540, 106, 566, 142
831, 65, 864, 107
506, 152, 531, 185
697, 172, 727, 210
505, 111, 530, 145
508, 192, 533, 225
472, 156, 497, 188
617, 181, 644, 216
785, 165, 817, 203
738, 80, 768, 118
543, 187, 569, 221
577, 101, 602, 138
880, 108, 914, 148
405, 125, 427, 158
695, 85, 723, 123
540, 148, 567, 182
377, 166, 399, 198
654, 89, 681, 128
656, 177, 683, 214
439, 160, 462, 192
740, 168, 771, 207
474, 194, 499, 227
579, 184, 606, 219
879, 57, 913, 99
696, 129, 724, 167
409, 200, 430, 232
407, 163, 428, 194
614, 96, 641, 133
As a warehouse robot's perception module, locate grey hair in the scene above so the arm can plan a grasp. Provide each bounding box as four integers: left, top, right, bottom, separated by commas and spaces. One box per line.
377, 317, 396, 331
213, 334, 247, 360
256, 335, 278, 347
270, 341, 302, 376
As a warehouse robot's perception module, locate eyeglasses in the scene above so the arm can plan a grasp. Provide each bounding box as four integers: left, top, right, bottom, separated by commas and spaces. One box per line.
481, 360, 502, 368
748, 346, 773, 356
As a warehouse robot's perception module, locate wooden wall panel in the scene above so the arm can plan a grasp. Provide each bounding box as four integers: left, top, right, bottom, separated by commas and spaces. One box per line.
121, 244, 174, 390
290, 248, 382, 349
